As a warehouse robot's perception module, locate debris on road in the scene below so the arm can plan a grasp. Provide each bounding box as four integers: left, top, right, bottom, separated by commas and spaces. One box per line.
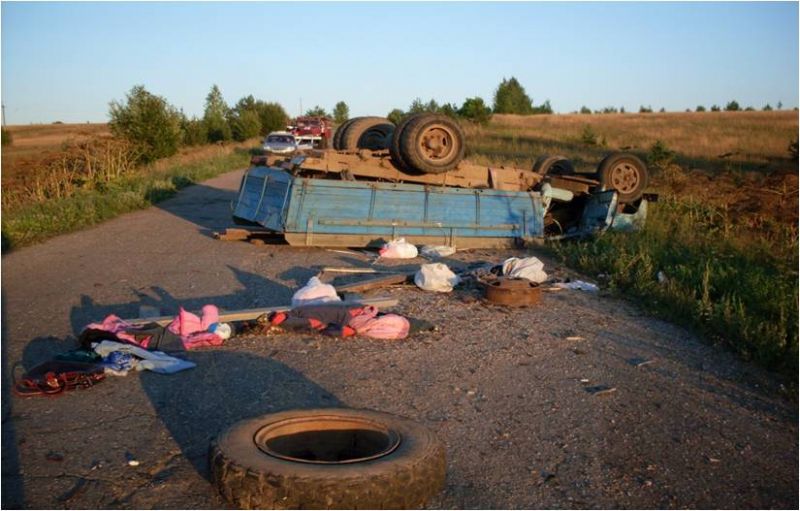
420, 245, 457, 259
484, 277, 542, 307
291, 276, 341, 307
584, 384, 617, 396
378, 238, 419, 259
266, 304, 411, 340
414, 263, 461, 293
553, 280, 600, 292
501, 256, 548, 283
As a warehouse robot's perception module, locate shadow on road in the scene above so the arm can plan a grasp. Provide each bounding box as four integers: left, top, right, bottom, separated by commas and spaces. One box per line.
67, 266, 295, 335
1, 292, 25, 509
153, 181, 243, 237
140, 350, 343, 479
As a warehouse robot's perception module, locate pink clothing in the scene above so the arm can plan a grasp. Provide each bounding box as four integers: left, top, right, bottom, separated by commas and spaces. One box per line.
167, 305, 224, 349
348, 306, 410, 340
85, 315, 150, 348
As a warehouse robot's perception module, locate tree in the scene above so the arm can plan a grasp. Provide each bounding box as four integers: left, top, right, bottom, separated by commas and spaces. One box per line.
109, 84, 182, 162
744, 106, 755, 111
180, 114, 207, 146
725, 100, 740, 111
639, 105, 653, 113
777, 101, 783, 110
333, 101, 349, 124
659, 107, 666, 113
203, 84, 232, 142
229, 109, 262, 141
493, 77, 534, 114
620, 106, 626, 114
763, 103, 773, 111
533, 100, 553, 114
386, 108, 405, 125
305, 105, 329, 117
458, 97, 492, 125
253, 101, 289, 135
696, 105, 706, 112
408, 97, 427, 114
579, 106, 592, 114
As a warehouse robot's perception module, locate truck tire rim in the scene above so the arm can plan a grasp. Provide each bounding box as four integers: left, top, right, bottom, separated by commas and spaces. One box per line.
609, 162, 640, 193
419, 124, 458, 163
254, 415, 402, 465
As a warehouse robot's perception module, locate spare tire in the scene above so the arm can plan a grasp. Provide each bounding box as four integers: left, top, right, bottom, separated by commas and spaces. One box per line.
398, 114, 465, 174
333, 118, 358, 150
594, 152, 649, 203
532, 154, 576, 176
340, 117, 395, 151
389, 113, 429, 172
210, 408, 446, 509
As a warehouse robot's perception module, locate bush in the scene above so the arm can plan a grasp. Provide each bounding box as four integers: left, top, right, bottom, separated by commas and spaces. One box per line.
181, 116, 208, 146
648, 140, 675, 167
229, 109, 262, 142
458, 97, 492, 125
725, 100, 740, 112
1, 128, 12, 146
108, 85, 183, 163
789, 139, 798, 161
639, 105, 653, 113
710, 105, 721, 112
579, 106, 592, 114
763, 104, 773, 111
305, 106, 329, 117
387, 109, 405, 125
696, 105, 706, 112
580, 125, 598, 146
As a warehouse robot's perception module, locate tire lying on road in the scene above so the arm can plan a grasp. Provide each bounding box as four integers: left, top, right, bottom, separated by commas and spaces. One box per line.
332, 118, 359, 150
397, 114, 466, 174
594, 152, 649, 203
532, 154, 576, 176
339, 117, 395, 151
210, 408, 446, 509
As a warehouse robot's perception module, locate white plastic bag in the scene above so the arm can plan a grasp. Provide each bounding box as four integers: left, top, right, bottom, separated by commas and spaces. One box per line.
553, 280, 599, 292
420, 245, 456, 259
502, 257, 548, 283
414, 263, 461, 293
379, 238, 418, 259
291, 276, 342, 307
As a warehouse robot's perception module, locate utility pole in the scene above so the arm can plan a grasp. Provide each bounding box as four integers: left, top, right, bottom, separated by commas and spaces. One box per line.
2, 102, 6, 127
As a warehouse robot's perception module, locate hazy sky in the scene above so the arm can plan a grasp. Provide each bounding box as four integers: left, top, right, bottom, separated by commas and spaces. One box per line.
1, 1, 798, 124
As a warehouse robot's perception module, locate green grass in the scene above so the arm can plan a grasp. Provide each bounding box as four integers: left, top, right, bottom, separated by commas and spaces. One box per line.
2, 149, 250, 251
548, 194, 798, 382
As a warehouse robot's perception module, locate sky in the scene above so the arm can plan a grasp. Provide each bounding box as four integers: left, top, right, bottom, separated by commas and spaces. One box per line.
1, 1, 798, 124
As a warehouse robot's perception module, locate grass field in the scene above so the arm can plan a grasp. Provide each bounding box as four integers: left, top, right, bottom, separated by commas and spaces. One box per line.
463, 111, 798, 382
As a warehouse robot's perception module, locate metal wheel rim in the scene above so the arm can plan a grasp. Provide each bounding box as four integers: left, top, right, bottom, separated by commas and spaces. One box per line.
609, 162, 640, 193
418, 124, 458, 163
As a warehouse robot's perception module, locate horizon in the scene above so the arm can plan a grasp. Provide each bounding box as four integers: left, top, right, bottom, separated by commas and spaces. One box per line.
2, 1, 798, 124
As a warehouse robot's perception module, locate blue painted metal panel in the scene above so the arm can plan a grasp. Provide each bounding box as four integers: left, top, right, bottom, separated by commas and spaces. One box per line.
232, 167, 292, 231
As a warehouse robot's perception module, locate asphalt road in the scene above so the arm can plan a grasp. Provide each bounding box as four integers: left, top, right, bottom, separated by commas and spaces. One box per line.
2, 169, 797, 509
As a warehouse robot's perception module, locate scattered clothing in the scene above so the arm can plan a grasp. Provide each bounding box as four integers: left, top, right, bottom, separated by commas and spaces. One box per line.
502, 257, 548, 283
80, 316, 184, 351
167, 305, 226, 350
13, 360, 105, 397
291, 276, 342, 308
268, 304, 410, 340
93, 340, 195, 374
102, 351, 139, 376
54, 348, 102, 364
414, 263, 461, 293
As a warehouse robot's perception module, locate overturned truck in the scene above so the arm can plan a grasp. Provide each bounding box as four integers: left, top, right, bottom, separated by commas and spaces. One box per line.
232, 113, 653, 248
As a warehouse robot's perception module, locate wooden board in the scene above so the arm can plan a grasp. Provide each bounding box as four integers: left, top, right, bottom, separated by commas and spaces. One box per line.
334, 274, 411, 293
123, 296, 399, 326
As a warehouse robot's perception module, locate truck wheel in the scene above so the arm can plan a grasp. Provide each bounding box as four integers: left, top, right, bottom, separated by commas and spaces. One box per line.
398, 114, 465, 174
210, 408, 446, 509
389, 113, 428, 172
594, 152, 649, 203
532, 154, 576, 176
333, 118, 358, 150
340, 117, 395, 151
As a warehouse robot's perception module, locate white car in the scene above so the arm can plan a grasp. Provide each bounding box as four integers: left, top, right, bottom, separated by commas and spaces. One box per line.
262, 132, 298, 154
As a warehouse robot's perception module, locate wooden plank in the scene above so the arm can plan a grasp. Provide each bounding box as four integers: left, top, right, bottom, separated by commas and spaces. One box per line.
123, 296, 399, 326
290, 150, 542, 191
321, 267, 392, 274
334, 274, 411, 293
